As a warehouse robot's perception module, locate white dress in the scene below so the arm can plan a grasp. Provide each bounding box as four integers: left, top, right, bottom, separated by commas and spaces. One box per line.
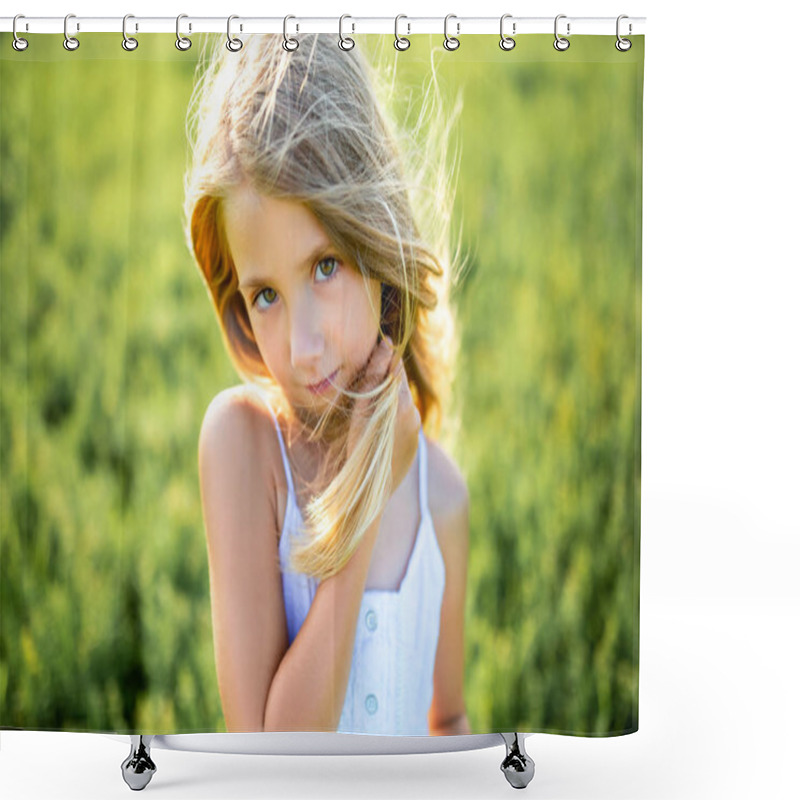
264, 402, 446, 735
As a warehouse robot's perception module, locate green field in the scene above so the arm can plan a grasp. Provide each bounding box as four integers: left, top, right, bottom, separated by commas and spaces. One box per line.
1, 33, 642, 735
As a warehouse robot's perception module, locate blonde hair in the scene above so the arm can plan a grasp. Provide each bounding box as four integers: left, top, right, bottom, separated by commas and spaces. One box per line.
184, 33, 461, 580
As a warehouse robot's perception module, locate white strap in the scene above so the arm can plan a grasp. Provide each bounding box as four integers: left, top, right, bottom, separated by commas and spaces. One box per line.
263, 401, 296, 499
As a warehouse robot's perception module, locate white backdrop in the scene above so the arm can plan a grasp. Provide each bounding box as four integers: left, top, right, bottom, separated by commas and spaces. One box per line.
2, 1, 798, 798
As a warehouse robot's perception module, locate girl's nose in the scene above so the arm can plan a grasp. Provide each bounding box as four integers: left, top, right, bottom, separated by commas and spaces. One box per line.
289, 304, 324, 371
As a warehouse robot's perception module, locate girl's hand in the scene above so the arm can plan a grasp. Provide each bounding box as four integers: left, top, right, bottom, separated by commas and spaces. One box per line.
347, 336, 421, 510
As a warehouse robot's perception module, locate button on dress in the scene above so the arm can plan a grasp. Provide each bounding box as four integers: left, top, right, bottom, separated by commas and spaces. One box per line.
263, 399, 446, 735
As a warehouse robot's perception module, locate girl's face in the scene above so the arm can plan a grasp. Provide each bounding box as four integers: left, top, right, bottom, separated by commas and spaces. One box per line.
224, 183, 382, 416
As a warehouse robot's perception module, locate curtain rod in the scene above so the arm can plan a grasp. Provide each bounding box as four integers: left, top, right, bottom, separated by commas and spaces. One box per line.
1, 16, 646, 37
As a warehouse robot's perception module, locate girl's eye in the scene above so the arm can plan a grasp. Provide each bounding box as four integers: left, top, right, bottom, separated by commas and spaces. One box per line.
315, 257, 339, 281
254, 287, 278, 309
251, 258, 337, 310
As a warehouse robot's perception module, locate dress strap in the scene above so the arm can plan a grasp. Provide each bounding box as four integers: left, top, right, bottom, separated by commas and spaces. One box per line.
417, 429, 429, 517
258, 384, 426, 520
262, 398, 296, 499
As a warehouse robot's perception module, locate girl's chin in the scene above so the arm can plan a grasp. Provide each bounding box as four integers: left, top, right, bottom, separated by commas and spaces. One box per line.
288, 389, 350, 429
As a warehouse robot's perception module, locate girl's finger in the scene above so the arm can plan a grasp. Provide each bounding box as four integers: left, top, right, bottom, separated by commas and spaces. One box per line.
362, 337, 395, 388
350, 339, 394, 404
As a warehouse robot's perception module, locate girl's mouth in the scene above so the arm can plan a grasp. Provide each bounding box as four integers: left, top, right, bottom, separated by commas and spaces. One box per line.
306, 369, 340, 395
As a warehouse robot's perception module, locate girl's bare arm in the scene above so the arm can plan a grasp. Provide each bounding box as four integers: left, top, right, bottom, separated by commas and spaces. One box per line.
263, 515, 381, 731
426, 439, 472, 736
199, 388, 383, 732
199, 390, 286, 732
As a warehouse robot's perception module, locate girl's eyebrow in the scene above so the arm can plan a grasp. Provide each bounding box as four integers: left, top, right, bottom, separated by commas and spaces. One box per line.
237, 243, 333, 291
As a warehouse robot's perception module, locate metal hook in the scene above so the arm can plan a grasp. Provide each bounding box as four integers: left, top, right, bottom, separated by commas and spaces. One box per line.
122, 14, 138, 51
615, 15, 632, 51
339, 15, 355, 51
176, 14, 192, 51
63, 13, 80, 51
554, 14, 570, 51
444, 14, 460, 51
226, 15, 243, 52
499, 14, 515, 51
12, 14, 29, 51
394, 15, 410, 51
283, 15, 299, 51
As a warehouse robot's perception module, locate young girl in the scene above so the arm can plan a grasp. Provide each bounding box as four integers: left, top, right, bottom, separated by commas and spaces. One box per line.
184, 33, 471, 736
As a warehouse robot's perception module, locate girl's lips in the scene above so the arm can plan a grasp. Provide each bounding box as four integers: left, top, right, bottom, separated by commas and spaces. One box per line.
306, 369, 339, 395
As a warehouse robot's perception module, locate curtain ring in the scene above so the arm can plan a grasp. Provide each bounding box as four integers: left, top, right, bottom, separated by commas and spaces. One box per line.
394, 15, 410, 51
443, 14, 460, 51
226, 15, 243, 52
553, 14, 570, 51
615, 15, 632, 52
338, 15, 355, 51
175, 14, 192, 50
12, 15, 29, 51
499, 14, 515, 51
283, 15, 299, 51
63, 13, 80, 51
122, 14, 139, 51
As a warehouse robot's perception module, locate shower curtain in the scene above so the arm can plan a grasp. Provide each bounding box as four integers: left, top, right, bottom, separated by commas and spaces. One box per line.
0, 29, 643, 738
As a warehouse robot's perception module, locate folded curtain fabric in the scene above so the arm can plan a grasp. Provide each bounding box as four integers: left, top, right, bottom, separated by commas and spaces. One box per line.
0, 30, 643, 737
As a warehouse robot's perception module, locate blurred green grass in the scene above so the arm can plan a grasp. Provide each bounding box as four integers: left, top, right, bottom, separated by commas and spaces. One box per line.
0, 33, 642, 735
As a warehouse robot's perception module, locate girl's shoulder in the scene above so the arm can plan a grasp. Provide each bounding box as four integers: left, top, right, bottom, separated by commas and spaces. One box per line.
198, 385, 287, 535
200, 384, 283, 457
423, 436, 469, 603
423, 436, 469, 525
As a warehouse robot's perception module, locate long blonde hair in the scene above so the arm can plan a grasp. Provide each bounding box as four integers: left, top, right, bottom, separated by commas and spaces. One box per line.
184, 33, 461, 580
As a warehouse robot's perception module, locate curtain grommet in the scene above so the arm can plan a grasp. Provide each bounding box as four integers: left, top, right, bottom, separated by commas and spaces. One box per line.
122, 14, 138, 51
63, 13, 80, 51
394, 15, 410, 51
226, 15, 243, 52
499, 14, 516, 51
175, 14, 192, 51
615, 15, 632, 51
553, 14, 570, 51
12, 15, 29, 51
444, 14, 460, 51
338, 14, 355, 51
283, 15, 299, 51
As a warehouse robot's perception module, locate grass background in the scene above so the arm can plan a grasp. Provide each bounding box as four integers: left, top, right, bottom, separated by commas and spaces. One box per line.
0, 33, 642, 735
